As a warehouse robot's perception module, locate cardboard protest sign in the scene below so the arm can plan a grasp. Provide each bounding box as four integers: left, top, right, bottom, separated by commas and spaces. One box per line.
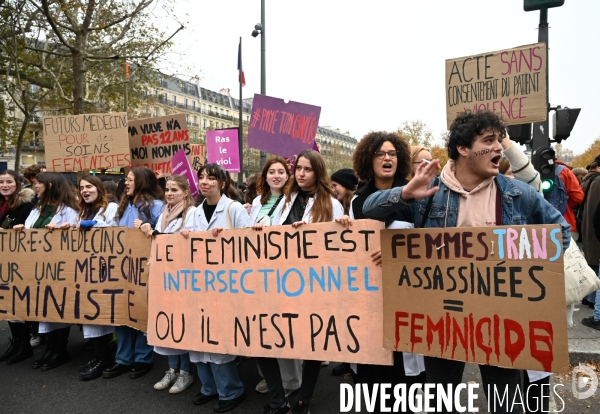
206, 128, 241, 173
147, 220, 393, 365
381, 225, 568, 373
188, 144, 206, 171
171, 149, 199, 198
247, 94, 321, 159
0, 228, 151, 331
43, 113, 130, 172
128, 113, 190, 173
445, 43, 547, 128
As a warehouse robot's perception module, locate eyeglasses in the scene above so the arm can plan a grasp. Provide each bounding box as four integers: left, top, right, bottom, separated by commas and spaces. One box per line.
375, 150, 397, 159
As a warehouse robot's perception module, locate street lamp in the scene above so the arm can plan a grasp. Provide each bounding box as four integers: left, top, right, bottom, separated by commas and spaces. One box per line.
252, 0, 267, 169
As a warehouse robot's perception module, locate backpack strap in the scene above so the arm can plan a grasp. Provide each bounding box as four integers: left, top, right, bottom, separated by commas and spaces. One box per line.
226, 200, 235, 229
495, 186, 502, 226
266, 194, 284, 217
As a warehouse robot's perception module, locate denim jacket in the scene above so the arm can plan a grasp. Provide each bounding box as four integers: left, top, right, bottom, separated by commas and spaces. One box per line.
363, 173, 571, 250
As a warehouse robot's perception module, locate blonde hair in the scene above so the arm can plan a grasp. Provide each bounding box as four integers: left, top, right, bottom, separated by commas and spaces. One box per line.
409, 146, 431, 179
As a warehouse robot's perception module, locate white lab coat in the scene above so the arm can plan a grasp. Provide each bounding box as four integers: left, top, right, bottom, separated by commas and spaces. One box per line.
82, 203, 119, 339
188, 195, 249, 364
272, 191, 344, 225
249, 195, 263, 223
155, 206, 196, 234
348, 194, 425, 376
24, 206, 79, 333
153, 205, 196, 356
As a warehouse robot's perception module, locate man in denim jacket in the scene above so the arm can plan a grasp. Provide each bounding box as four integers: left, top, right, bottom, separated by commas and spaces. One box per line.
363, 111, 570, 413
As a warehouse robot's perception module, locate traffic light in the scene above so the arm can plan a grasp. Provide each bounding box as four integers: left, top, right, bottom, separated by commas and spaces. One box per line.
524, 0, 565, 12
507, 123, 532, 146
533, 147, 556, 193
552, 107, 580, 143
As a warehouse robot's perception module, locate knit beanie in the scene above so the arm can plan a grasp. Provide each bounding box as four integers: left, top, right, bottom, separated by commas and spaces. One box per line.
331, 168, 358, 191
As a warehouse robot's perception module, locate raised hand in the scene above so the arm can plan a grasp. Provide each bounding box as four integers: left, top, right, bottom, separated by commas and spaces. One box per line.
401, 159, 440, 201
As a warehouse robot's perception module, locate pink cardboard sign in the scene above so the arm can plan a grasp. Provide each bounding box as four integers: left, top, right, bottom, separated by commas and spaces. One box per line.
171, 149, 199, 198
206, 128, 240, 173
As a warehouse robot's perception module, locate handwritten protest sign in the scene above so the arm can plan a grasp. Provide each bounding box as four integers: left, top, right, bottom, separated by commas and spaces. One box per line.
206, 128, 240, 173
171, 149, 199, 198
0, 228, 151, 331
247, 94, 321, 160
43, 113, 130, 172
445, 43, 547, 128
188, 144, 206, 171
128, 113, 190, 173
147, 220, 393, 365
381, 225, 568, 373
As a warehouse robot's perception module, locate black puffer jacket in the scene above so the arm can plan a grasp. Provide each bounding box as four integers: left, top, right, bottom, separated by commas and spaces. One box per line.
0, 188, 36, 229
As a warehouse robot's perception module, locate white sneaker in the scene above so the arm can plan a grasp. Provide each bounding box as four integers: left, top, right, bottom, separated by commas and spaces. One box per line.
154, 368, 177, 390
30, 336, 41, 348
321, 361, 329, 367
255, 378, 268, 393
169, 371, 193, 394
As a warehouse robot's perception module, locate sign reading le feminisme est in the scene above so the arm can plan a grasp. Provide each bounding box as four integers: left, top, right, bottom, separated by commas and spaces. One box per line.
147, 220, 393, 365
381, 225, 568, 373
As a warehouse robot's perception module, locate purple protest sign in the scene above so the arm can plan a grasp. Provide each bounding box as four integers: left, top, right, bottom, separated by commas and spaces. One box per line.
206, 128, 240, 173
171, 149, 199, 198
247, 94, 321, 160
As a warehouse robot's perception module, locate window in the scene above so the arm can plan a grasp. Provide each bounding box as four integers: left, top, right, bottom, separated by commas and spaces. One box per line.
154, 107, 159, 117
203, 119, 207, 129
209, 105, 212, 114
185, 98, 188, 108
193, 116, 197, 123
172, 95, 177, 105
186, 114, 189, 122
220, 108, 224, 115
144, 105, 149, 113
164, 108, 168, 116
193, 101, 196, 110
202, 103, 206, 113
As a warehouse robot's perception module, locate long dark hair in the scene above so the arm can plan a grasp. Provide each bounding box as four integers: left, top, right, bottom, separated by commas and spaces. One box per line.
284, 150, 334, 223
198, 163, 231, 198
116, 167, 164, 221
258, 156, 290, 205
0, 170, 23, 211
36, 172, 79, 213
78, 175, 111, 221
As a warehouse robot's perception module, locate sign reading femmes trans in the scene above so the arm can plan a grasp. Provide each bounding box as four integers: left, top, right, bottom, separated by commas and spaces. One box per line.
0, 228, 151, 331
445, 43, 547, 128
128, 113, 190, 173
147, 220, 393, 365
43, 113, 130, 172
247, 94, 321, 160
381, 225, 568, 373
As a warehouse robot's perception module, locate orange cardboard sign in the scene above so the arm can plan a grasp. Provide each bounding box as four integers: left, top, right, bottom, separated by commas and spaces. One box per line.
445, 43, 547, 128
43, 113, 130, 172
0, 228, 151, 331
381, 225, 568, 373
147, 220, 393, 365
128, 113, 190, 173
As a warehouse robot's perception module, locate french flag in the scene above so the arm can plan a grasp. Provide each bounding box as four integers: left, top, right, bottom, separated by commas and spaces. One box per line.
237, 42, 246, 87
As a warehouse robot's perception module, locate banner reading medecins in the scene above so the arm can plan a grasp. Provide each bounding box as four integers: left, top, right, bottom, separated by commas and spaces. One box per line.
147, 220, 393, 365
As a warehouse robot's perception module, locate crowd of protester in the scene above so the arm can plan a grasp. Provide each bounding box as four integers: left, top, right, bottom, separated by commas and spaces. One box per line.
1, 109, 597, 413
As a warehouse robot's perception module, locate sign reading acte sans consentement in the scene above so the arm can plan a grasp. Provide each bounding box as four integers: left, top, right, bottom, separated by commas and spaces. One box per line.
445, 43, 547, 128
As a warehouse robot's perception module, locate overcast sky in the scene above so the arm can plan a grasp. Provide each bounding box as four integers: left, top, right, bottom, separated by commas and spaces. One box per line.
160, 0, 600, 155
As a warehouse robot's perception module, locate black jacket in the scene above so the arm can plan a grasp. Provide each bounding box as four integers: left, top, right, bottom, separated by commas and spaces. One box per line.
0, 188, 36, 229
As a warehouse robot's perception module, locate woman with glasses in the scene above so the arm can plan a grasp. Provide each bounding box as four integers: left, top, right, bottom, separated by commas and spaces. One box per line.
336, 132, 426, 414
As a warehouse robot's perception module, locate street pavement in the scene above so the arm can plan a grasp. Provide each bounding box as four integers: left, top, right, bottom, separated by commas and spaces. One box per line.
1, 314, 598, 413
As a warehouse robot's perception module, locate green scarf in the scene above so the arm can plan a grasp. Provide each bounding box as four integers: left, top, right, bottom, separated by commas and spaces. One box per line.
33, 205, 57, 229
